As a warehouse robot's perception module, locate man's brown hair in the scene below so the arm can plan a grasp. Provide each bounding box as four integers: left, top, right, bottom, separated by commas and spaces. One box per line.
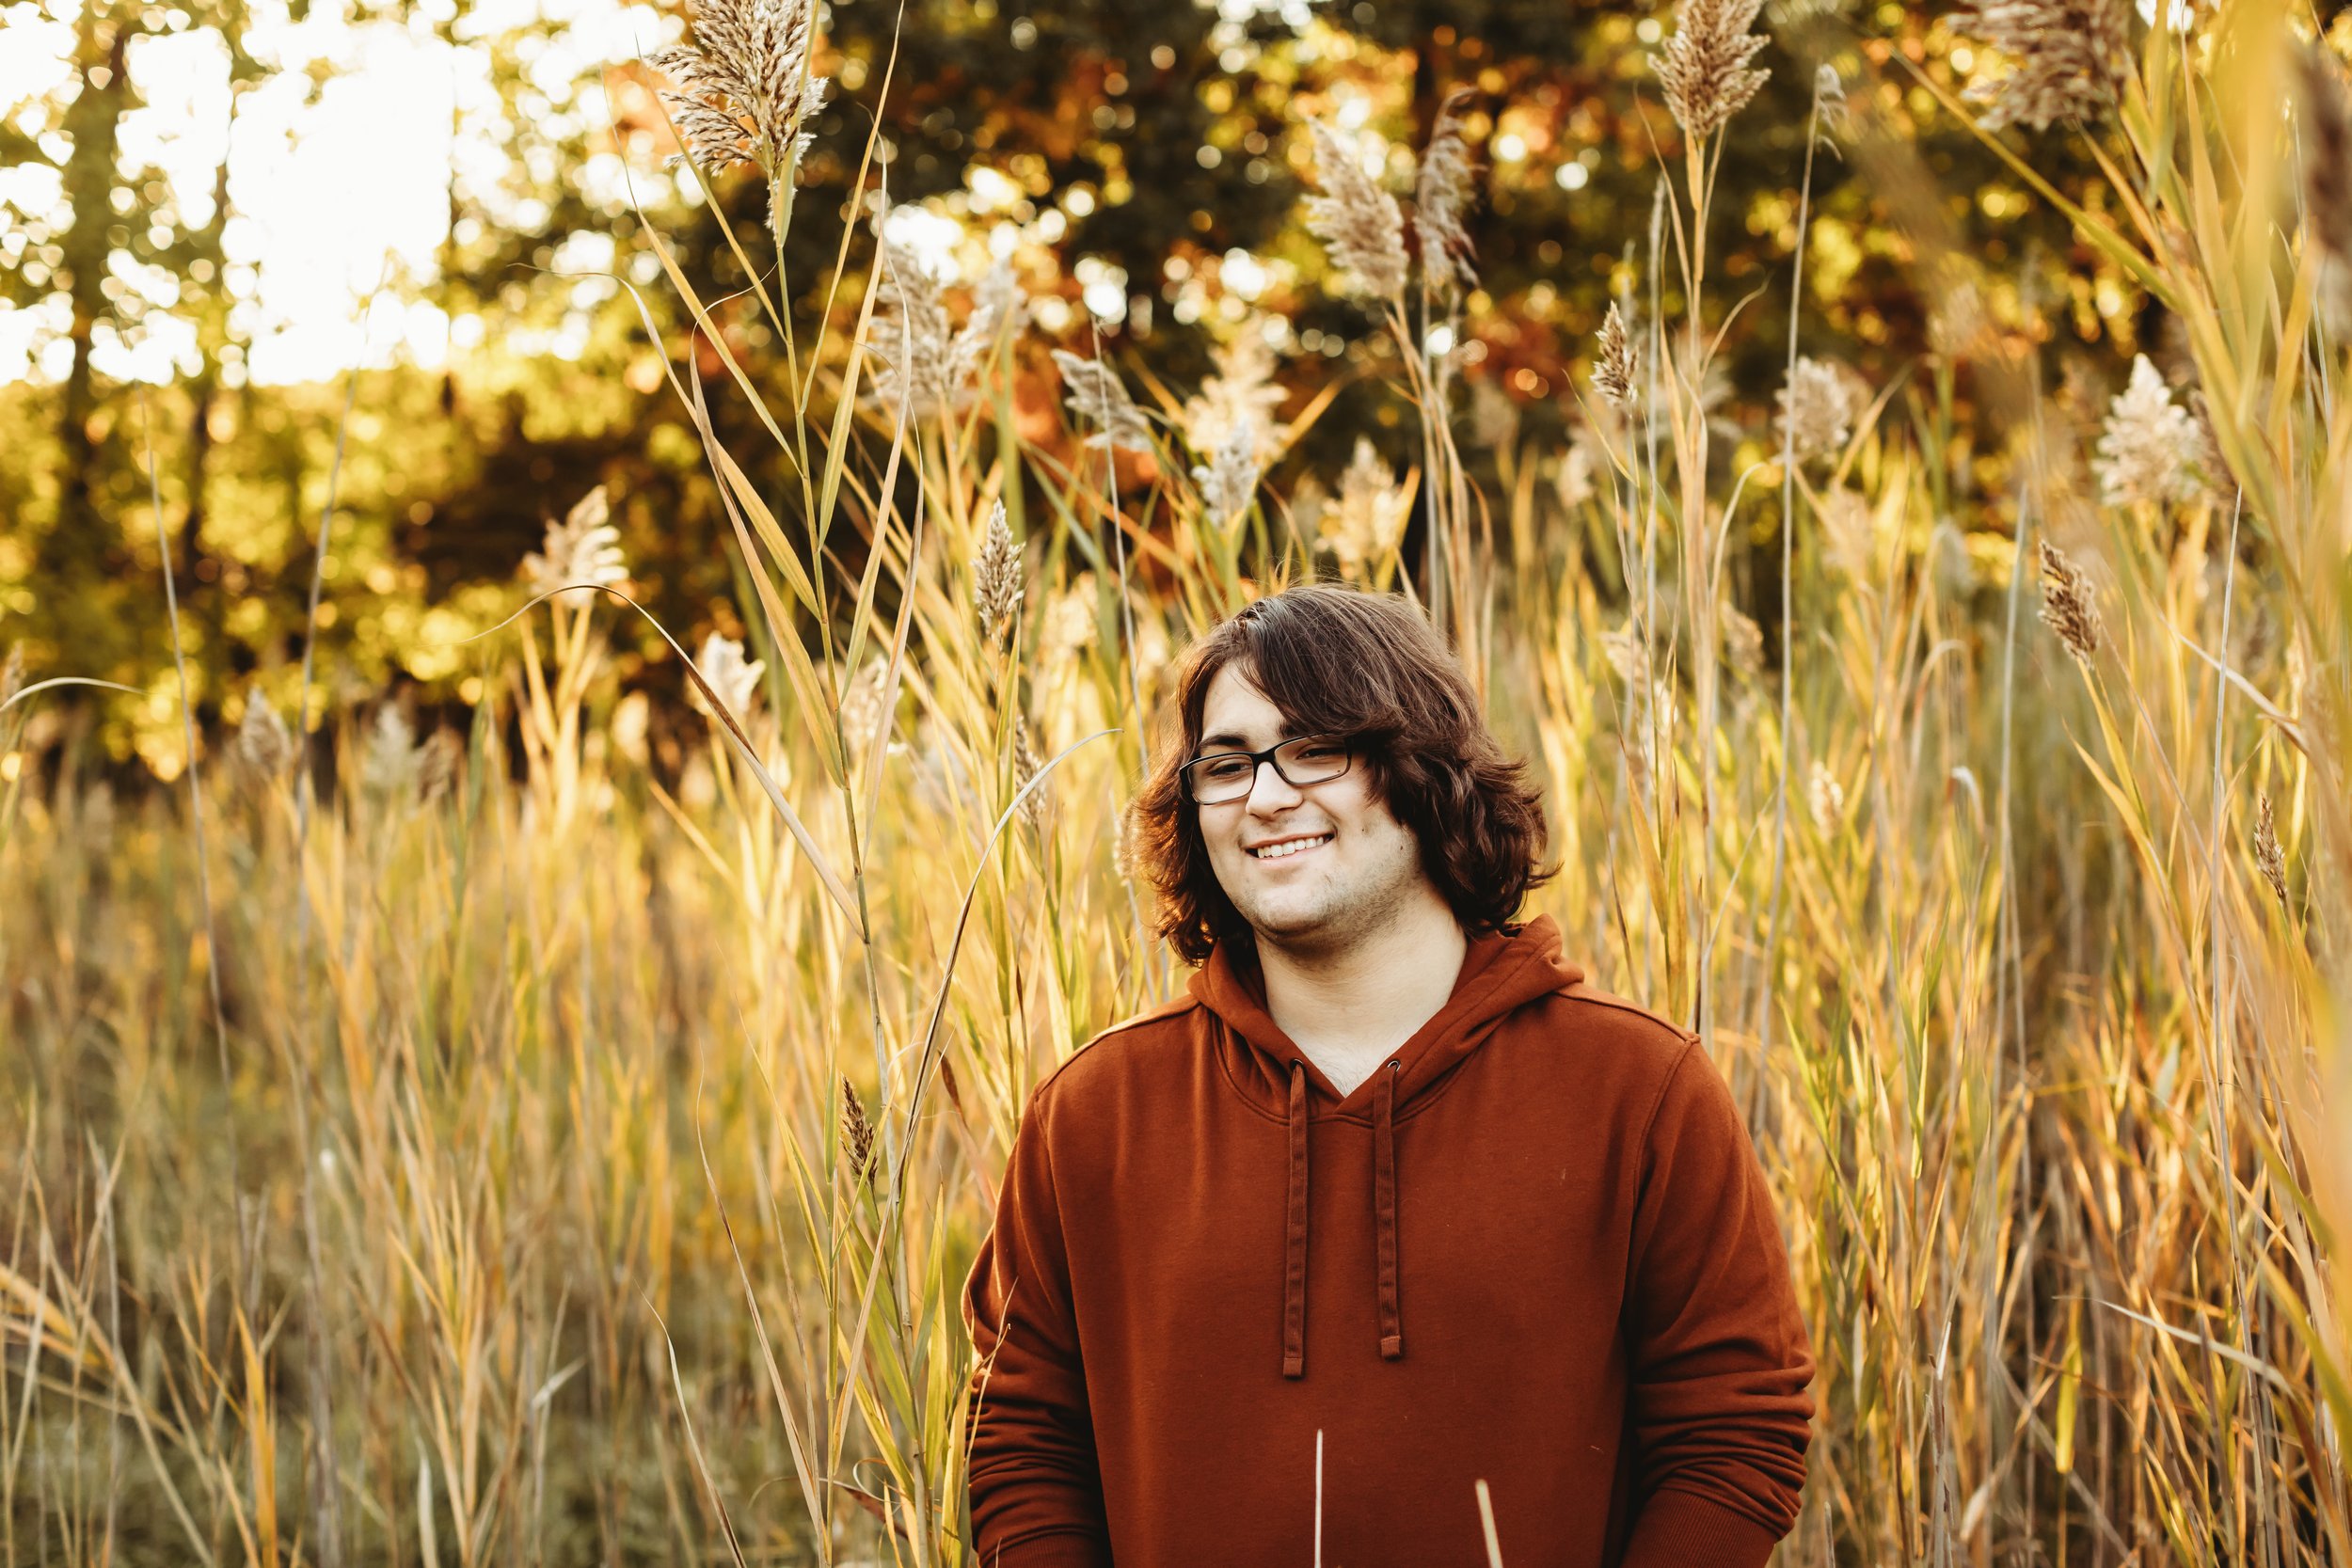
1127, 582, 1558, 964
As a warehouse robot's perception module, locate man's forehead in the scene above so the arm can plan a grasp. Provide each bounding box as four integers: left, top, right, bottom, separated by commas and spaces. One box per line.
1198, 666, 1295, 745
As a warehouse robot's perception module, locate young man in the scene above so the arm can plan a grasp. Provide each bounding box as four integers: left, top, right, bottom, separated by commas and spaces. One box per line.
961, 583, 1814, 1566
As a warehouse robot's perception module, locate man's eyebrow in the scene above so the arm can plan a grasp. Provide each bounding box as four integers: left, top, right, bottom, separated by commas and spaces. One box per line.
1197, 725, 1298, 751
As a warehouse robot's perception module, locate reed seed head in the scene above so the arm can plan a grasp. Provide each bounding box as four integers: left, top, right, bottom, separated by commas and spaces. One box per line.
2035, 538, 2104, 663
972, 499, 1025, 649
1183, 325, 1288, 464
1960, 0, 2133, 132
2253, 791, 2288, 908
1011, 721, 1049, 829
1593, 303, 1639, 410
1303, 117, 1409, 304
1319, 437, 1410, 576
838, 656, 893, 763
1814, 63, 1851, 135
1723, 604, 1764, 677
2094, 355, 2207, 508
1555, 442, 1597, 510
522, 486, 627, 602
1192, 413, 1263, 531
1652, 0, 1772, 142
1807, 760, 1845, 833
0, 643, 21, 709
1601, 619, 1652, 689
652, 0, 828, 216
839, 1077, 876, 1182
1413, 87, 1482, 302
1050, 349, 1153, 453
362, 705, 418, 797
691, 631, 766, 721
1776, 356, 1867, 465
234, 689, 295, 782
864, 230, 959, 422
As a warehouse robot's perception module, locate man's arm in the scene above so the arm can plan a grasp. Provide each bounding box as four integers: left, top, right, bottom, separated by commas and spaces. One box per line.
1618, 1040, 1816, 1568
961, 1080, 1112, 1567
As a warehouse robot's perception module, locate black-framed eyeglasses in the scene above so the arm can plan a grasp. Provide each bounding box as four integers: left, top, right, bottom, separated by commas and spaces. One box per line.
1181, 733, 1354, 805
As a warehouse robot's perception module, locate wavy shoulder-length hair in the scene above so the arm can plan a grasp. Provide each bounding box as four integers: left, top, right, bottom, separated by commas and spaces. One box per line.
1127, 581, 1557, 965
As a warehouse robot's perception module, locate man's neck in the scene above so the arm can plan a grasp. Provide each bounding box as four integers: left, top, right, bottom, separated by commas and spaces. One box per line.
1255, 897, 1470, 1099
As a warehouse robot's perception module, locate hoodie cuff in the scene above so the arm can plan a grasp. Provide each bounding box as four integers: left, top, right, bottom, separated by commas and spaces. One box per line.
976, 1528, 1112, 1568
1617, 1488, 1786, 1568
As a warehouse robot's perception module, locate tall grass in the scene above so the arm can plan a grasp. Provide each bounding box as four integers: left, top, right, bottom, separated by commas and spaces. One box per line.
3, 0, 2347, 1562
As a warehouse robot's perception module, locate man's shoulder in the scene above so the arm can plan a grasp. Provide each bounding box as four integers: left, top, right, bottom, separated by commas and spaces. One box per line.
1033, 991, 1205, 1103
1520, 977, 1701, 1087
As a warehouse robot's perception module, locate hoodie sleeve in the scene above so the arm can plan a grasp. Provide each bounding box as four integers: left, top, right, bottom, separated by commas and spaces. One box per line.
1618, 1039, 1815, 1568
961, 1080, 1112, 1567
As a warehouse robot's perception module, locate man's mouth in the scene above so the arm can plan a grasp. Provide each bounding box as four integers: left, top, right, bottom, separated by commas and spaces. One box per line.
1248, 832, 1333, 862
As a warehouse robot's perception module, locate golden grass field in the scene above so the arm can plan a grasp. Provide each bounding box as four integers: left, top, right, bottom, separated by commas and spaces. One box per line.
4, 0, 2350, 1563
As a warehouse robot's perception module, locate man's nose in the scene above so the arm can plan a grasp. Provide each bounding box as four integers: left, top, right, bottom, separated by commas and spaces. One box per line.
1247, 757, 1304, 811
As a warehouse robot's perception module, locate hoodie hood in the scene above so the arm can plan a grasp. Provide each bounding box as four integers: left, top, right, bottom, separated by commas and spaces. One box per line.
1184, 913, 1585, 1377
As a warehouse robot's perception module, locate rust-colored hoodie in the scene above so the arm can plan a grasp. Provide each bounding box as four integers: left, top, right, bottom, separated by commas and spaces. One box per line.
961, 912, 1814, 1567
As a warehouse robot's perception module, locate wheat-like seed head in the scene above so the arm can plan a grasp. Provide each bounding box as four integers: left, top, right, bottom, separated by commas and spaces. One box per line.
1303, 117, 1409, 304
0, 643, 22, 709
652, 0, 829, 216
1320, 437, 1409, 575
1050, 349, 1153, 453
417, 729, 462, 804
1814, 63, 1851, 135
838, 1077, 876, 1181
1555, 442, 1597, 510
1723, 605, 1764, 677
2252, 791, 2289, 909
1192, 414, 1264, 531
837, 655, 893, 761
1413, 87, 1482, 302
2094, 355, 2208, 509
1777, 356, 1868, 465
1807, 760, 1845, 833
362, 705, 418, 797
1182, 325, 1288, 464
972, 499, 1025, 649
522, 486, 627, 601
233, 690, 295, 782
2035, 538, 2104, 662
1960, 0, 2133, 132
1652, 0, 1772, 142
1593, 303, 1639, 410
690, 631, 766, 721
1011, 721, 1050, 829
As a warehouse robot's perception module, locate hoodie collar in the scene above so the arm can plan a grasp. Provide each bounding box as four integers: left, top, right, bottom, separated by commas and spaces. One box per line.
1188, 911, 1585, 1120
1186, 913, 1586, 1380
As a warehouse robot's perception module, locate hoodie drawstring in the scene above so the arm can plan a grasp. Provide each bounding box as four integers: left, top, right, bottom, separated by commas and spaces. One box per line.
1279, 1057, 1406, 1377
1281, 1060, 1311, 1379
1374, 1059, 1404, 1360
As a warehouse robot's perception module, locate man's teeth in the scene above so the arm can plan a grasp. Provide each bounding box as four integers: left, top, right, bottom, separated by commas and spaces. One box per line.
1251, 834, 1331, 860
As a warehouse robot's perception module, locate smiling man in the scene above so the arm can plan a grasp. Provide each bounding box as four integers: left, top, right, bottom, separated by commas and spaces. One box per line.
961, 582, 1815, 1566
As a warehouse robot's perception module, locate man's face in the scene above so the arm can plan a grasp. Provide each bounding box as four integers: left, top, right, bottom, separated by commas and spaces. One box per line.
1192, 663, 1435, 951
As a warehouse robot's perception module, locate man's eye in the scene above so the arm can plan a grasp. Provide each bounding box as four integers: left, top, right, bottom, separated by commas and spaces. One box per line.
1200, 757, 1252, 780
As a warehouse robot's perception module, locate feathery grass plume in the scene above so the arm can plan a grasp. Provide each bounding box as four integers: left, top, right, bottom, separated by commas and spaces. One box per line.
1319, 436, 1410, 576
1815, 62, 1851, 135
1011, 721, 1049, 828
2292, 43, 2352, 334
2253, 791, 2289, 908
1039, 573, 1099, 675
838, 1077, 875, 1183
1302, 117, 1408, 303
1806, 759, 1845, 832
1182, 326, 1287, 463
1592, 302, 1639, 409
946, 258, 1030, 390
2094, 355, 2208, 508
1050, 348, 1153, 452
417, 728, 462, 804
1600, 618, 1652, 688
1929, 278, 1990, 361
650, 0, 828, 210
2036, 538, 2104, 662
1819, 486, 1876, 578
837, 655, 893, 759
1776, 356, 1867, 465
0, 642, 21, 709
233, 689, 295, 781
522, 485, 626, 600
1413, 87, 1482, 302
362, 705, 418, 797
1651, 0, 1772, 141
1959, 0, 2133, 131
972, 499, 1025, 649
1193, 413, 1263, 530
1467, 378, 1520, 450
864, 228, 959, 421
689, 631, 766, 721
1554, 442, 1597, 510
